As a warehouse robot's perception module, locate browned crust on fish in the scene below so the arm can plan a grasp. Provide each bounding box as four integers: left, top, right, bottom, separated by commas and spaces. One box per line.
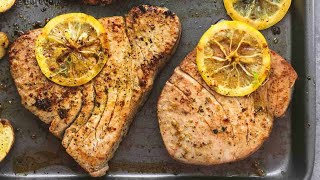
9, 30, 83, 132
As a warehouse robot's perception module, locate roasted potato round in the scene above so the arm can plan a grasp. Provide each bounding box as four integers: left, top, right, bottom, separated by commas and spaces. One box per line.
0, 32, 9, 60
0, 0, 16, 13
0, 119, 14, 162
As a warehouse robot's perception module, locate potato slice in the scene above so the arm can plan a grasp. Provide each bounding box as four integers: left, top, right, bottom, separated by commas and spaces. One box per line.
0, 32, 9, 60
0, 119, 14, 162
0, 0, 16, 13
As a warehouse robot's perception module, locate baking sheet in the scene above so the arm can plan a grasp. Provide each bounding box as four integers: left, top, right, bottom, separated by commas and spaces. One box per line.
0, 0, 315, 179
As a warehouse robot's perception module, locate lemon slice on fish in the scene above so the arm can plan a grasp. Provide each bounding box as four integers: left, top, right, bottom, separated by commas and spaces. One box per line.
35, 13, 108, 87
223, 0, 291, 30
196, 21, 271, 97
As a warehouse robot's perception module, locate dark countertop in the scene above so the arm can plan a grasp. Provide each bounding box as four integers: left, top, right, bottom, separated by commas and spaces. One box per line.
312, 0, 319, 179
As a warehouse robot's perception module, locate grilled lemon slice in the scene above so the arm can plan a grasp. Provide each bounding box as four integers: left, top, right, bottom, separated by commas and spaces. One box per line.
35, 13, 108, 86
224, 0, 291, 30
0, 32, 9, 60
0, 119, 14, 162
0, 0, 15, 13
196, 21, 271, 97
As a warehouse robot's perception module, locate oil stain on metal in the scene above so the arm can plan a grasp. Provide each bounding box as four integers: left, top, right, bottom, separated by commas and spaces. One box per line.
13, 149, 82, 174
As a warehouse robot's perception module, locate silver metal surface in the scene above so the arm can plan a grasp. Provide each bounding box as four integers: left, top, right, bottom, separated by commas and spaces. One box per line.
0, 0, 315, 179
311, 0, 319, 179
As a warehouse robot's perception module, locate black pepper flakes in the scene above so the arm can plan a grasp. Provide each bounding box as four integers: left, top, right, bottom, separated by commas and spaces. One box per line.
34, 98, 51, 111
58, 108, 68, 119
138, 5, 147, 13
198, 106, 204, 113
213, 129, 218, 134
164, 10, 175, 18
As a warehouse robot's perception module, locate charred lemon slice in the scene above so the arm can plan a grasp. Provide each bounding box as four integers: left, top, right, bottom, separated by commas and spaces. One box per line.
197, 21, 270, 97
224, 0, 291, 30
0, 0, 15, 13
35, 13, 108, 86
0, 119, 14, 162
0, 32, 9, 60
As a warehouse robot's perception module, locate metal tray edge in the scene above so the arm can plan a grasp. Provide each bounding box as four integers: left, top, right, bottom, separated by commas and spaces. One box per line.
304, 0, 316, 179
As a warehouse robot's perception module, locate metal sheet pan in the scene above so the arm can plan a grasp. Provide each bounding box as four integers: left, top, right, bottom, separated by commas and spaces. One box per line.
0, 0, 315, 179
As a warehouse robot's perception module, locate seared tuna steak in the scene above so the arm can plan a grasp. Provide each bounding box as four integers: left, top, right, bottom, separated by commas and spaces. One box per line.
9, 5, 181, 177
157, 50, 297, 165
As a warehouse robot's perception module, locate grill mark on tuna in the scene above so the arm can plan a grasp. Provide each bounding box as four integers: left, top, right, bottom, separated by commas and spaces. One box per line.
170, 68, 229, 136
123, 18, 145, 94
123, 18, 144, 98
66, 79, 108, 149
125, 27, 147, 91
98, 87, 127, 148
176, 67, 234, 135
269, 78, 279, 115
159, 82, 190, 156
168, 81, 216, 134
167, 82, 193, 100
179, 61, 227, 111
100, 52, 133, 140
233, 97, 253, 145
160, 82, 227, 160
65, 81, 107, 153
179, 56, 239, 142
98, 88, 118, 139
62, 83, 96, 147
250, 88, 273, 148
49, 90, 83, 138
70, 84, 108, 146
274, 79, 280, 116
126, 20, 151, 80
